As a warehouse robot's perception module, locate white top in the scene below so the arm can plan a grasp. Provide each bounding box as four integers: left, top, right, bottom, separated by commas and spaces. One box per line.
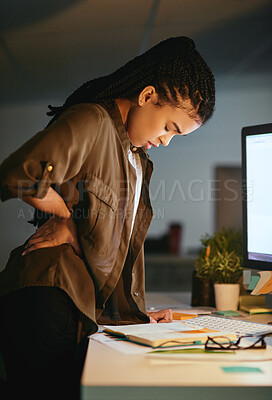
127, 149, 142, 239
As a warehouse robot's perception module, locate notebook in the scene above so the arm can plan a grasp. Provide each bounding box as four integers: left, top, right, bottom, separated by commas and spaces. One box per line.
103, 322, 236, 348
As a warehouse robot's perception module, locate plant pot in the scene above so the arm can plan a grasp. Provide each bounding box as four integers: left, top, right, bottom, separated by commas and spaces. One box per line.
214, 283, 240, 311
191, 272, 215, 307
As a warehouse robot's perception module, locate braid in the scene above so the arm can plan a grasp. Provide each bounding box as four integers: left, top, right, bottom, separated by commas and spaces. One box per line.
47, 37, 215, 126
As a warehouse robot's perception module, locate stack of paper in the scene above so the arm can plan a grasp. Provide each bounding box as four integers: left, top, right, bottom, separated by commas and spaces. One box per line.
251, 271, 272, 295
244, 270, 272, 295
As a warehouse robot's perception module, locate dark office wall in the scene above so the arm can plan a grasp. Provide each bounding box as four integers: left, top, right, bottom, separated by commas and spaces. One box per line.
0, 1, 271, 269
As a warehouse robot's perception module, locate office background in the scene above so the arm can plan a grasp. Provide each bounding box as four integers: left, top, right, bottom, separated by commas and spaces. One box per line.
0, 0, 271, 270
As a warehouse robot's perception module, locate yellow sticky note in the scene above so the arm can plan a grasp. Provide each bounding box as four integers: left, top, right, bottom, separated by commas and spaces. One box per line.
172, 312, 197, 320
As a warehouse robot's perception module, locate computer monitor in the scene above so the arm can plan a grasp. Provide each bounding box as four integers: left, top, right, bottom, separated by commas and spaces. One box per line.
242, 123, 272, 271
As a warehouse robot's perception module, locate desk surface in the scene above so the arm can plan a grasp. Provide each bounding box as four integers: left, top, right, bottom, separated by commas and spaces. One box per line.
81, 292, 272, 400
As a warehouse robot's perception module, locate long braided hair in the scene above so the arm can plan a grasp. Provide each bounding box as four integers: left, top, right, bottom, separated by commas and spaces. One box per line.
47, 36, 215, 126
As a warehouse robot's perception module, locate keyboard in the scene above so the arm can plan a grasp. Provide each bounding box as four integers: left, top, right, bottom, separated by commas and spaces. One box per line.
185, 315, 272, 336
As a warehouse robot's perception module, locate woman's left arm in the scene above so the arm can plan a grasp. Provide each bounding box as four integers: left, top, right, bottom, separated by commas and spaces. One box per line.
0, 105, 103, 256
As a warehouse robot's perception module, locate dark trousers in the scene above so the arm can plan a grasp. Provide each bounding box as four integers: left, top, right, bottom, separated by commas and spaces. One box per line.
0, 287, 89, 400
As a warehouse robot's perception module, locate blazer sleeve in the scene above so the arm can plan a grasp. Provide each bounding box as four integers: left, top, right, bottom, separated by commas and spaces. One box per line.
0, 104, 103, 201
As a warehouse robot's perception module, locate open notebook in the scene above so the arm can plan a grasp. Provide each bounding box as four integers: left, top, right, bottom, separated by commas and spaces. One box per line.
103, 322, 236, 348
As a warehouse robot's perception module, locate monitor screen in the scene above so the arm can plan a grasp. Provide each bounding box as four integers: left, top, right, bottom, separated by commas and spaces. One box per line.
242, 123, 272, 270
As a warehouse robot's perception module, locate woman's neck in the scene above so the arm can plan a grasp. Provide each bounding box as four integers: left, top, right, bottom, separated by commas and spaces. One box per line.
115, 98, 133, 128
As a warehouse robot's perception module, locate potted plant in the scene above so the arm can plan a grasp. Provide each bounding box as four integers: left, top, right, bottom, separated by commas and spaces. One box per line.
193, 228, 243, 310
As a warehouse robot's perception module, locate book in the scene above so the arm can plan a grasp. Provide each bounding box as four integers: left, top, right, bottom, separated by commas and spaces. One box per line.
239, 294, 272, 314
103, 322, 236, 348
239, 305, 272, 315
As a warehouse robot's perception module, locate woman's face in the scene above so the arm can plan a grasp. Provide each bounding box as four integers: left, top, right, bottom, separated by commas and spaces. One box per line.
125, 87, 201, 149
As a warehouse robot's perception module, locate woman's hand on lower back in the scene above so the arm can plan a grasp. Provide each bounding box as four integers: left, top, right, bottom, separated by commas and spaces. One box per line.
22, 215, 82, 256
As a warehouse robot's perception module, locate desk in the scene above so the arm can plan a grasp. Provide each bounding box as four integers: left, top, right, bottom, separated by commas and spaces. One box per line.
81, 292, 272, 400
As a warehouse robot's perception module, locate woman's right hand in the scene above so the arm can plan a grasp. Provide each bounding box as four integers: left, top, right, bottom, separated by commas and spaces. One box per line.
22, 215, 82, 256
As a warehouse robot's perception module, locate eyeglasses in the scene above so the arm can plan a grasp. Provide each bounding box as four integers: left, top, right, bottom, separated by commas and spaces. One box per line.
205, 333, 271, 351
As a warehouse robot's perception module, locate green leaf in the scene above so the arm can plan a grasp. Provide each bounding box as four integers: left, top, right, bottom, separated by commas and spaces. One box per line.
194, 228, 243, 283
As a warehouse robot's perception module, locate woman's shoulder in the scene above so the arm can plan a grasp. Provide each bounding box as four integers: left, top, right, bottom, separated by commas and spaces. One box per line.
58, 103, 111, 125
47, 103, 115, 145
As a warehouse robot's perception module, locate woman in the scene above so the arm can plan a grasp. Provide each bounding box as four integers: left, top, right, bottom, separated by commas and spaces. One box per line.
0, 36, 215, 398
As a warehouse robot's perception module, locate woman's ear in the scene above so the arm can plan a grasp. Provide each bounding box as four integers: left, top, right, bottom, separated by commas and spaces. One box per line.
138, 86, 158, 106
